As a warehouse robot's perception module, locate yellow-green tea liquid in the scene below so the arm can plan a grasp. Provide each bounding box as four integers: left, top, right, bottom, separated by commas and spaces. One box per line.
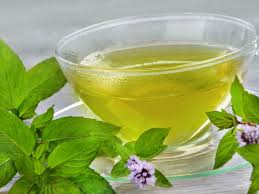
66, 44, 242, 146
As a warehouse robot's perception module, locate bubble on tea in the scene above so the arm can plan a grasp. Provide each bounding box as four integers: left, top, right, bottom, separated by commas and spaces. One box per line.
80, 51, 113, 68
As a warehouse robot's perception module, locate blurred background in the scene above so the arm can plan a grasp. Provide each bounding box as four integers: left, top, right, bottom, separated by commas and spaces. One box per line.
1, 0, 259, 193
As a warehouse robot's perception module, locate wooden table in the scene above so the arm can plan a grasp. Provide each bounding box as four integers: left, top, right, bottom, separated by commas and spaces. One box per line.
1, 0, 259, 193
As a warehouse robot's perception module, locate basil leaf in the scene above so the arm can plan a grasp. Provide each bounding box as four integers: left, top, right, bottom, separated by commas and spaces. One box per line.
248, 166, 259, 194
32, 106, 54, 129
0, 108, 35, 155
231, 77, 259, 123
48, 136, 102, 168
207, 110, 238, 130
18, 57, 66, 119
73, 168, 116, 194
155, 169, 172, 188
237, 144, 259, 165
0, 153, 16, 187
0, 40, 27, 110
9, 176, 35, 194
42, 117, 120, 142
214, 129, 238, 169
135, 128, 170, 159
44, 178, 80, 194
111, 160, 130, 178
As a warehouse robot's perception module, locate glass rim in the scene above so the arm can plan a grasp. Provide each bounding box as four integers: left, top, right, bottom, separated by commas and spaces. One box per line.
55, 13, 259, 74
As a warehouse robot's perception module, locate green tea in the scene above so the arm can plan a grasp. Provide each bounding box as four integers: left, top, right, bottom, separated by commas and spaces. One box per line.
65, 44, 242, 145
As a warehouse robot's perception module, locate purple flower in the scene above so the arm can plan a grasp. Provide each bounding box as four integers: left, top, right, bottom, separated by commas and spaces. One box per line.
236, 124, 259, 147
127, 155, 142, 170
127, 155, 156, 189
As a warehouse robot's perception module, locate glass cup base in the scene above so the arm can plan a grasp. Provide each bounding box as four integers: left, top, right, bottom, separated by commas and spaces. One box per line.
90, 126, 216, 176
54, 101, 248, 182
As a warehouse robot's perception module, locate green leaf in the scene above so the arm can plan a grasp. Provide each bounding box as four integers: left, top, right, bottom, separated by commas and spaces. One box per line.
0, 133, 19, 154
48, 136, 102, 168
0, 153, 16, 187
248, 166, 259, 194
115, 142, 131, 161
42, 117, 120, 142
135, 128, 170, 159
33, 159, 46, 175
52, 151, 97, 178
0, 108, 35, 155
18, 57, 66, 119
214, 129, 238, 169
9, 176, 35, 194
0, 40, 27, 110
14, 155, 35, 180
207, 110, 238, 130
73, 168, 116, 194
32, 106, 54, 129
124, 141, 136, 155
99, 136, 122, 157
155, 169, 172, 188
111, 160, 130, 178
44, 178, 80, 194
231, 77, 259, 123
33, 142, 49, 160
52, 161, 88, 178
237, 144, 259, 165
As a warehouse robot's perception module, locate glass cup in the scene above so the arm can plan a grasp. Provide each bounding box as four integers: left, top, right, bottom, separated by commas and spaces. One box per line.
55, 13, 258, 175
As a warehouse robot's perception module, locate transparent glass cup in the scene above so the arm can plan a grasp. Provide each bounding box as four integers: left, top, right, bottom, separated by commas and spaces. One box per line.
55, 13, 258, 175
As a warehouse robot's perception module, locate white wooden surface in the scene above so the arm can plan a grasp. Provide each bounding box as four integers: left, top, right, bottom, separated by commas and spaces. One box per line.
1, 0, 259, 193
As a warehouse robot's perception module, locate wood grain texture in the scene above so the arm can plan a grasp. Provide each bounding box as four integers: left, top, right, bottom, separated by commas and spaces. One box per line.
0, 0, 259, 193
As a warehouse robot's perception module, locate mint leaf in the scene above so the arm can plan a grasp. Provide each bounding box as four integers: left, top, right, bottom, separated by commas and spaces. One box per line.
42, 117, 120, 142
18, 95, 39, 119
18, 57, 66, 119
135, 128, 170, 159
14, 155, 35, 180
0, 108, 35, 155
100, 136, 122, 157
155, 169, 172, 188
0, 153, 16, 187
48, 136, 102, 168
237, 144, 259, 165
0, 133, 19, 154
52, 161, 89, 178
73, 168, 116, 194
248, 166, 259, 194
124, 141, 136, 154
32, 106, 54, 129
214, 129, 238, 169
111, 160, 130, 178
115, 142, 131, 161
207, 110, 238, 130
52, 151, 97, 178
9, 176, 35, 194
231, 77, 259, 123
33, 159, 46, 175
44, 178, 80, 194
32, 142, 49, 160
0, 40, 27, 110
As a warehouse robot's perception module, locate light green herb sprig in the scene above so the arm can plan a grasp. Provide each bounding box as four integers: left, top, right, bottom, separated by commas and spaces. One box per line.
207, 77, 259, 194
